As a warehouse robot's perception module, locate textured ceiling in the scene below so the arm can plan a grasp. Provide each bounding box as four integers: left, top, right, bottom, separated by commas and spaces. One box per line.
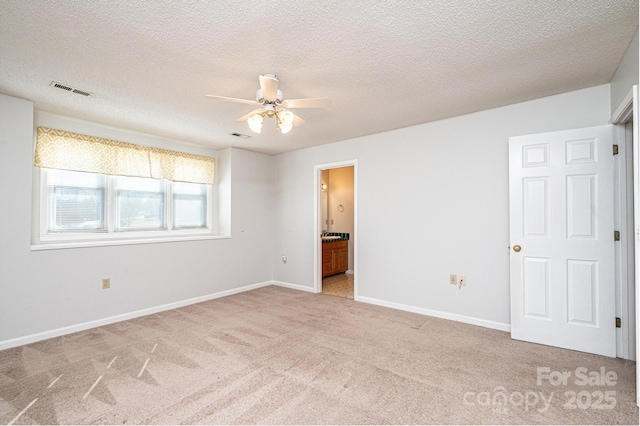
0, 1, 638, 155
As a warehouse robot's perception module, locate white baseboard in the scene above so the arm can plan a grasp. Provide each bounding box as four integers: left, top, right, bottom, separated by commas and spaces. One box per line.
0, 281, 273, 351
0, 281, 510, 351
356, 295, 511, 332
270, 280, 316, 293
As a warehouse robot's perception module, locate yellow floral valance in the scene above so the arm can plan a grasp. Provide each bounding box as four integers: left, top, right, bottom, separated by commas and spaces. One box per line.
34, 127, 215, 185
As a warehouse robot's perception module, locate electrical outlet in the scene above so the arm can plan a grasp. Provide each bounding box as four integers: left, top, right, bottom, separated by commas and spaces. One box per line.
449, 274, 457, 285
459, 275, 466, 286
102, 278, 110, 289
281, 255, 287, 264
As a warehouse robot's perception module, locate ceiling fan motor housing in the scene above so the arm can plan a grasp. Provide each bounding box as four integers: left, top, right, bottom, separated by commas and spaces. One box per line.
256, 89, 283, 104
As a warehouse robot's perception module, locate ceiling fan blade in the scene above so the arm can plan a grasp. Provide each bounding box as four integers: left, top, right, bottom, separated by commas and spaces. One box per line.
259, 75, 279, 101
281, 98, 332, 109
236, 108, 264, 123
292, 113, 306, 126
205, 94, 257, 106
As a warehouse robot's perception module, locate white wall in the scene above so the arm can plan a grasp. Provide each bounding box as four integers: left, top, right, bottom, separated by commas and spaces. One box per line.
272, 84, 612, 328
328, 167, 354, 271
610, 29, 638, 114
0, 94, 273, 346
0, 83, 616, 344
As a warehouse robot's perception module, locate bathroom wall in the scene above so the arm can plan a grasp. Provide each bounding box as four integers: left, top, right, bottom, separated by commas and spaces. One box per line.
321, 169, 330, 232
328, 166, 354, 272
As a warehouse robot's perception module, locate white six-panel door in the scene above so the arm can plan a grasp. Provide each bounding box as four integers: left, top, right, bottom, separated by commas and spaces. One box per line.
509, 125, 616, 357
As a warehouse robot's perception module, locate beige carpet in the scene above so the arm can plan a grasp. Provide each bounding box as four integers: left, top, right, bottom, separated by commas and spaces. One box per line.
0, 285, 637, 424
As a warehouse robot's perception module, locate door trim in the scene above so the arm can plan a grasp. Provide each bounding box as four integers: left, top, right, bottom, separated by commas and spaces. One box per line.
610, 87, 634, 125
613, 124, 636, 360
314, 160, 358, 297
631, 85, 639, 407
611, 84, 638, 406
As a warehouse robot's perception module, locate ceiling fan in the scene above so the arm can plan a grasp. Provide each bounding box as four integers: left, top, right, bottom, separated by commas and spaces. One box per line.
205, 74, 331, 134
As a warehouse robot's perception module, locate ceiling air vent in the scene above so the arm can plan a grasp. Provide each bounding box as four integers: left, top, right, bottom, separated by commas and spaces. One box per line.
50, 81, 94, 97
230, 132, 251, 139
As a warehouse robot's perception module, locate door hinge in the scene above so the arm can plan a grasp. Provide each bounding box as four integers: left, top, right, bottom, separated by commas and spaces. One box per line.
614, 231, 620, 241
613, 144, 619, 155
616, 317, 621, 328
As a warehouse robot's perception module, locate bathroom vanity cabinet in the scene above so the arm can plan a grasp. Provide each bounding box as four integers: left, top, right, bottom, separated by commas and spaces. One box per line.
322, 240, 348, 277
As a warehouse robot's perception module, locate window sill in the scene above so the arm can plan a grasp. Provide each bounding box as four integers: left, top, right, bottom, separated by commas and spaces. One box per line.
31, 234, 231, 251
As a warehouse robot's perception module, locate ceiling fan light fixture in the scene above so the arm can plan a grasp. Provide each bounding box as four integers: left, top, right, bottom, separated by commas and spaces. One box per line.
279, 122, 293, 134
277, 109, 295, 133
247, 113, 263, 133
279, 109, 295, 125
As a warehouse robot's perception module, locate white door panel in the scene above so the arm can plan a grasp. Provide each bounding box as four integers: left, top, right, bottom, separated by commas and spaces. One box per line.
509, 125, 615, 357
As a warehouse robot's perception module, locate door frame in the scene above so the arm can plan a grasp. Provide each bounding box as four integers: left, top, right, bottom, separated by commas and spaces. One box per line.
313, 160, 358, 297
612, 121, 635, 360
610, 84, 638, 405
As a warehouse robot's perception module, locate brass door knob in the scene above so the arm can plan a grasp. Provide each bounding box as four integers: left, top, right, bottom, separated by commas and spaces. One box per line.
513, 245, 521, 252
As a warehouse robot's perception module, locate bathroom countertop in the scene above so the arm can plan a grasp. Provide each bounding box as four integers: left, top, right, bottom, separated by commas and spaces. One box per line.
321, 233, 350, 243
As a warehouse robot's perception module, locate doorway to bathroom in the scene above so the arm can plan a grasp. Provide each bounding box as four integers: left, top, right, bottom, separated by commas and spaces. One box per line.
314, 160, 357, 300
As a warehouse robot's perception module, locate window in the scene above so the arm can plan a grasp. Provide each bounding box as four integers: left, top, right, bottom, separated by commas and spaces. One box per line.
48, 169, 106, 232
34, 127, 217, 246
40, 169, 212, 242
173, 182, 207, 229
116, 176, 165, 230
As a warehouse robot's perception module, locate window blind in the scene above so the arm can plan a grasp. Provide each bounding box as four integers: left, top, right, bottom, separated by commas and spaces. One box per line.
34, 127, 215, 185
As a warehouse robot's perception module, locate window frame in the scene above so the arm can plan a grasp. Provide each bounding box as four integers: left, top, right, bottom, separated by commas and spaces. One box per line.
37, 168, 216, 246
